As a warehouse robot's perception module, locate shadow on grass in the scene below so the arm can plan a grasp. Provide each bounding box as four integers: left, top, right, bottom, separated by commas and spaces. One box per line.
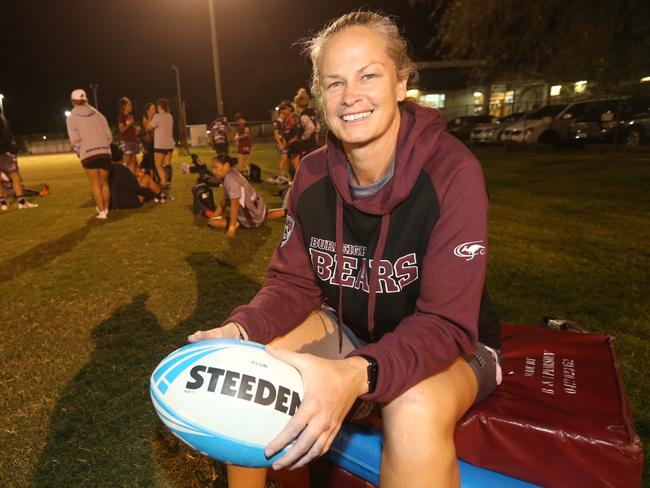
31, 252, 261, 487
0, 207, 152, 284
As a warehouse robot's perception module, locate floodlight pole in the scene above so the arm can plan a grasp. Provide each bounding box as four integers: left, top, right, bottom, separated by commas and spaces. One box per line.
208, 0, 224, 115
89, 83, 99, 109
172, 64, 189, 155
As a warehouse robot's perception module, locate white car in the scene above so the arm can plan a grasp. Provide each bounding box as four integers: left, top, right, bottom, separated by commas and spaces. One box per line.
470, 112, 527, 144
500, 104, 567, 143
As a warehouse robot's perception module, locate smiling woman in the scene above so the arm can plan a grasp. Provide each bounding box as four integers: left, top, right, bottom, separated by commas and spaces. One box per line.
188, 11, 501, 488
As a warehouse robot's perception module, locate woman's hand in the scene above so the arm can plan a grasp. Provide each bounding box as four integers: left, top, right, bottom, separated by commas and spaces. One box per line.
264, 347, 369, 470
187, 322, 247, 342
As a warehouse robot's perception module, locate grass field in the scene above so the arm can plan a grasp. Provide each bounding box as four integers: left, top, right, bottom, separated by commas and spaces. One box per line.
0, 143, 648, 487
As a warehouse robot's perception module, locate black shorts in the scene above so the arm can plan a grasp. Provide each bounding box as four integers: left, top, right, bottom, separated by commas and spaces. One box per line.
154, 148, 173, 155
288, 143, 302, 159
82, 156, 111, 171
214, 143, 228, 155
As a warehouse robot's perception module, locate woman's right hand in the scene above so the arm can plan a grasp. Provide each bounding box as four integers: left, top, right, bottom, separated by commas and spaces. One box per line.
187, 322, 246, 343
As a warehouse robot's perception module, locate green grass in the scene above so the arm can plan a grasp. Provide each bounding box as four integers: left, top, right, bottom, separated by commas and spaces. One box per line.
0, 144, 648, 487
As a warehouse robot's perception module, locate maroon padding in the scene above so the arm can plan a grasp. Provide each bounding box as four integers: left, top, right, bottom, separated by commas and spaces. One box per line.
267, 459, 375, 488
310, 459, 376, 488
267, 465, 310, 488
455, 323, 643, 487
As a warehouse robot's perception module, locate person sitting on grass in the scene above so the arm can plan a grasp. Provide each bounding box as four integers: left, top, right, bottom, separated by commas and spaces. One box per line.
0, 108, 38, 210
109, 160, 163, 210
207, 154, 285, 237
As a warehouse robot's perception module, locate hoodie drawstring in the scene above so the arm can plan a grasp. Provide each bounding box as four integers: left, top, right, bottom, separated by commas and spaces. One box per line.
335, 194, 391, 348
335, 194, 344, 352
367, 214, 390, 337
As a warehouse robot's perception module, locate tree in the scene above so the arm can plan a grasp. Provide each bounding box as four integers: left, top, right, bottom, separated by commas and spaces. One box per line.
410, 0, 650, 85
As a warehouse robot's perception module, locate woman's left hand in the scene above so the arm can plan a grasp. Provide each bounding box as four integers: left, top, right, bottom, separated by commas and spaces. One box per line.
264, 346, 369, 470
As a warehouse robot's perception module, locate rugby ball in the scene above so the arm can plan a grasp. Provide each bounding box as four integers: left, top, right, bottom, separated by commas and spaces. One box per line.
150, 339, 304, 467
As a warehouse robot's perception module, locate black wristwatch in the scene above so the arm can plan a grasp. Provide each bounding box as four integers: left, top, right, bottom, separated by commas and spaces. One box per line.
360, 355, 378, 394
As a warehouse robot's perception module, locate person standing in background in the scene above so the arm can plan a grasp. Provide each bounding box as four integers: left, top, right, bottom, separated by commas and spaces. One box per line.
66, 89, 112, 219
117, 97, 140, 174
294, 87, 321, 165
210, 114, 230, 156
150, 98, 174, 200
140, 102, 156, 177
233, 113, 252, 175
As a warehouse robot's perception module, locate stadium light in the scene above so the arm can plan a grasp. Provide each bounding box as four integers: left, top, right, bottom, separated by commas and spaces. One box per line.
64, 110, 72, 117
0, 93, 4, 113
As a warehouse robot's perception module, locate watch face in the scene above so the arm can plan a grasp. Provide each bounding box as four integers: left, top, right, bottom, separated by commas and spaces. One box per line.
362, 356, 378, 394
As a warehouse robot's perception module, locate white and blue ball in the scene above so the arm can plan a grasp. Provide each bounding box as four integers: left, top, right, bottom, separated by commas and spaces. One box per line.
150, 339, 304, 467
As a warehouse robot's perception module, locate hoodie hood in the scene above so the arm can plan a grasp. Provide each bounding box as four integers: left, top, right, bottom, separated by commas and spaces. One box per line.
326, 100, 446, 216
71, 104, 98, 117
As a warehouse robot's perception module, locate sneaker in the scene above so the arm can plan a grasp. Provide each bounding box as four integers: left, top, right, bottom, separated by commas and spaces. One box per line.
1, 201, 8, 211
18, 201, 38, 209
96, 210, 108, 219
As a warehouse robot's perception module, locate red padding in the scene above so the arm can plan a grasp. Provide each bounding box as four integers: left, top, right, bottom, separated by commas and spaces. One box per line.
310, 459, 377, 488
455, 323, 643, 487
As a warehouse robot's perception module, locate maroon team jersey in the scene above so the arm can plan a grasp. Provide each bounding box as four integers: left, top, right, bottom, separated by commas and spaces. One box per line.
236, 124, 252, 154
118, 113, 137, 142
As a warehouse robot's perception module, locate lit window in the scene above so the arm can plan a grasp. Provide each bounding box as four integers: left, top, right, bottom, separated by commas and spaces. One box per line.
420, 93, 446, 108
574, 81, 588, 93
406, 89, 420, 99
641, 76, 650, 83
550, 85, 562, 96
505, 91, 514, 103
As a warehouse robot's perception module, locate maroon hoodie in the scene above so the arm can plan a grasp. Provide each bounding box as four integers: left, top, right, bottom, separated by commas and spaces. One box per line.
228, 101, 499, 403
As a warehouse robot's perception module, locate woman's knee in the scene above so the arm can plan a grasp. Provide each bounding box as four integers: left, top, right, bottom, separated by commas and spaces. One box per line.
383, 359, 477, 436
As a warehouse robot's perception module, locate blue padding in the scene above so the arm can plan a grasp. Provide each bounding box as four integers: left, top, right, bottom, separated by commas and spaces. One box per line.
326, 422, 540, 487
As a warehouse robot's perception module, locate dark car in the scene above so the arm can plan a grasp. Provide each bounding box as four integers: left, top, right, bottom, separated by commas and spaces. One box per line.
447, 115, 496, 141
621, 115, 650, 145
550, 97, 633, 144
587, 95, 650, 145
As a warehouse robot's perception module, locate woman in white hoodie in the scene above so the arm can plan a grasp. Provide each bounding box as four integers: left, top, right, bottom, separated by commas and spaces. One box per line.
66, 89, 113, 219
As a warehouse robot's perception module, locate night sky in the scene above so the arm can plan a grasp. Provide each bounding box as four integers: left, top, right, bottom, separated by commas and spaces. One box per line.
1, 0, 436, 134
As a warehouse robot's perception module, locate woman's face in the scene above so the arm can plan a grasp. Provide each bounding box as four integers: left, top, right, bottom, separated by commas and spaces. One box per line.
212, 161, 229, 178
124, 101, 132, 113
147, 105, 156, 118
319, 26, 407, 150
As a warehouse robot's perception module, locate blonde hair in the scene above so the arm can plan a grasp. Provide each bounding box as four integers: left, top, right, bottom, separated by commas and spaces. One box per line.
305, 11, 419, 98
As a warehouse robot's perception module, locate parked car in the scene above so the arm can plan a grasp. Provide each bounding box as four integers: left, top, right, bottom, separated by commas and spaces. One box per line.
447, 115, 496, 141
574, 95, 650, 145
500, 104, 567, 143
470, 112, 527, 144
621, 115, 650, 145
547, 97, 632, 144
